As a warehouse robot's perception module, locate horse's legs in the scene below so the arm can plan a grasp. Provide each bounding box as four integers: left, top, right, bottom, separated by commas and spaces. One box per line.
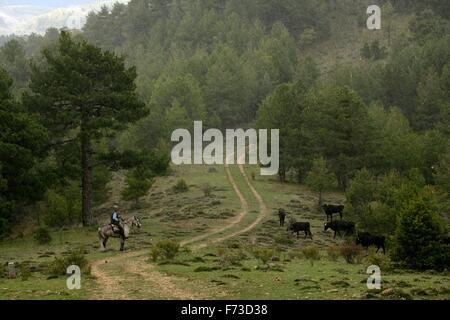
99, 231, 107, 251
120, 237, 125, 251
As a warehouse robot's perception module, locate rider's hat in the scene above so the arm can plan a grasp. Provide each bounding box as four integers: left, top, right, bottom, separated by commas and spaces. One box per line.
113, 205, 119, 209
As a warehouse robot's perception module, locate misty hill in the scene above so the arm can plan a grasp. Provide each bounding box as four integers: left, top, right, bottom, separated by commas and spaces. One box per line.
0, 0, 130, 36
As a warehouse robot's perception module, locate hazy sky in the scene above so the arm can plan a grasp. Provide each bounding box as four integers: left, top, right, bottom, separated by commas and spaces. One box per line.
1, 1, 95, 8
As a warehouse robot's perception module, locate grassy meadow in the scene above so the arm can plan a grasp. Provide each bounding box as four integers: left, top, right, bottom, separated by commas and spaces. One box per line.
1, 163, 449, 300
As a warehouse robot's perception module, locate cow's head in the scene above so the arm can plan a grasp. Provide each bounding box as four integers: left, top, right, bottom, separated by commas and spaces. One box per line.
324, 222, 331, 231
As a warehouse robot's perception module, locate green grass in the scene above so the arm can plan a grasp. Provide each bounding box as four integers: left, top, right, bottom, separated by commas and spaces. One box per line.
156, 251, 450, 300
0, 164, 449, 300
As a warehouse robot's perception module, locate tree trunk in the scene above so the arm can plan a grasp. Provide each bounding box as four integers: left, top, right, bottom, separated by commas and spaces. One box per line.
81, 130, 93, 227
278, 168, 286, 183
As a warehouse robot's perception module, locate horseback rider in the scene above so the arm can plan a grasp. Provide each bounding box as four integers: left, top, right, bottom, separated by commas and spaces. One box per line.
111, 205, 125, 237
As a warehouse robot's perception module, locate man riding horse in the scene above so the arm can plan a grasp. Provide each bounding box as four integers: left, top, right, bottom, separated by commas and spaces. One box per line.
99, 207, 142, 251
111, 205, 125, 237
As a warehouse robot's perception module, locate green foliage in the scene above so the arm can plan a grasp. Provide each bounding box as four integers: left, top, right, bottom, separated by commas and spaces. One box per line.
360, 40, 387, 61
25, 31, 146, 225
339, 243, 363, 264
150, 240, 180, 261
201, 183, 213, 197
252, 247, 275, 265
392, 188, 449, 270
92, 165, 112, 205
34, 227, 52, 245
301, 245, 321, 266
47, 250, 89, 276
305, 157, 337, 206
365, 251, 394, 272
173, 178, 189, 193
303, 86, 374, 188
409, 9, 449, 45
39, 182, 81, 228
326, 246, 340, 262
298, 28, 318, 48
0, 68, 48, 236
287, 249, 303, 260
218, 247, 246, 267
434, 144, 450, 212
0, 39, 29, 91
256, 81, 310, 182
122, 167, 154, 204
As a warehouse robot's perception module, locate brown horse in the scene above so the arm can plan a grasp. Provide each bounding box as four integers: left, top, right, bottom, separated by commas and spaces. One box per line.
98, 216, 142, 251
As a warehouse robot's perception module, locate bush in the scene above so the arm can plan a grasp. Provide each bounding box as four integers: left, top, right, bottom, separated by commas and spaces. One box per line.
287, 249, 303, 260
34, 227, 52, 245
173, 178, 189, 193
340, 243, 363, 264
47, 251, 89, 277
150, 240, 180, 261
326, 245, 341, 261
122, 167, 154, 204
217, 247, 246, 268
302, 245, 321, 266
392, 188, 450, 270
40, 190, 70, 228
365, 251, 394, 272
201, 183, 213, 197
253, 247, 275, 265
274, 235, 295, 246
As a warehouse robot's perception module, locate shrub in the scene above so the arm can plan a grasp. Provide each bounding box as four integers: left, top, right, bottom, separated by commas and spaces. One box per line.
340, 243, 363, 264
150, 240, 180, 261
274, 235, 295, 246
392, 189, 449, 270
287, 249, 303, 260
173, 178, 189, 193
122, 167, 154, 204
34, 227, 52, 245
201, 183, 213, 197
365, 251, 394, 272
217, 247, 246, 268
302, 245, 321, 266
47, 251, 89, 277
326, 245, 341, 261
40, 190, 70, 228
253, 248, 275, 265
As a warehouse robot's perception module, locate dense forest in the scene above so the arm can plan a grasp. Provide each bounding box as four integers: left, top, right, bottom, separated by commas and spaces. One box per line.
0, 0, 449, 269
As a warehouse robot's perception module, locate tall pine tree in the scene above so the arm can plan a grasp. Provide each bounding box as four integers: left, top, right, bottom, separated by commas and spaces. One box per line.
24, 32, 146, 226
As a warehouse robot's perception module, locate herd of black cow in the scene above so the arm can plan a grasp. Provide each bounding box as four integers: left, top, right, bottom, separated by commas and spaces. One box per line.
277, 205, 386, 254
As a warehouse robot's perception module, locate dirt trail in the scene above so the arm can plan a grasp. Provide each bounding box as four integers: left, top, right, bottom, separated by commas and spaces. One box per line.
185, 164, 267, 250
90, 162, 268, 300
180, 163, 248, 248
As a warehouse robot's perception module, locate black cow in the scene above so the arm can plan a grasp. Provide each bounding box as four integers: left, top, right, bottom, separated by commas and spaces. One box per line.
324, 220, 355, 239
322, 204, 344, 221
288, 222, 313, 239
356, 232, 386, 254
278, 209, 287, 227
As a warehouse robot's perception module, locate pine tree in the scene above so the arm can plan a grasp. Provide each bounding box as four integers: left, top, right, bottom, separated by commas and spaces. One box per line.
24, 32, 146, 226
305, 157, 337, 207
122, 167, 154, 206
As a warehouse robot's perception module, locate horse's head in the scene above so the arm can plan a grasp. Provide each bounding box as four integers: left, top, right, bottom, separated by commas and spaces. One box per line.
132, 216, 142, 228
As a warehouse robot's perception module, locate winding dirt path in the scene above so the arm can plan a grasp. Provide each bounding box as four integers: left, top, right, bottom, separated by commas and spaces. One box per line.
90, 161, 268, 300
